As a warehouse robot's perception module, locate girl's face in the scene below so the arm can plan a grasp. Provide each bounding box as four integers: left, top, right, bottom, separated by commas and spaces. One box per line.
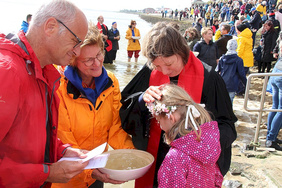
155, 115, 174, 133
264, 24, 270, 31
155, 112, 181, 133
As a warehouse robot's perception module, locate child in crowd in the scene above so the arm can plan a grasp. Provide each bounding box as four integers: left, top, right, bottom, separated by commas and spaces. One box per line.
146, 84, 223, 188
216, 39, 247, 103
253, 39, 263, 72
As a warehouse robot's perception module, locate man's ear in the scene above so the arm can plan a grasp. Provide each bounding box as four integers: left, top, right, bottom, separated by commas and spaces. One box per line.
44, 17, 58, 37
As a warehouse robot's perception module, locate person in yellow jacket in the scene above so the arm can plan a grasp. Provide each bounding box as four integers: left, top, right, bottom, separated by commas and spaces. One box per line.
235, 23, 254, 95
256, 1, 267, 20
214, 28, 222, 41
52, 22, 135, 188
190, 7, 194, 19
125, 20, 141, 62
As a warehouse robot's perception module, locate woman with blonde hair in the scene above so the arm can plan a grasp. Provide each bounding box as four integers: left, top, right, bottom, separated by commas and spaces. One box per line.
52, 22, 135, 188
193, 27, 219, 70
146, 84, 222, 187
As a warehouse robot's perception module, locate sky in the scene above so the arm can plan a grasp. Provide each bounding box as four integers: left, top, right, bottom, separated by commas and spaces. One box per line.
0, 0, 205, 12
0, 0, 208, 34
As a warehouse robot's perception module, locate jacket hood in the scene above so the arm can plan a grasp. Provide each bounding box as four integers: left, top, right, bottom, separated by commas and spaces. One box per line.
21, 21, 29, 28
220, 54, 239, 64
170, 121, 221, 164
239, 28, 252, 38
0, 31, 60, 88
238, 28, 253, 46
0, 32, 30, 61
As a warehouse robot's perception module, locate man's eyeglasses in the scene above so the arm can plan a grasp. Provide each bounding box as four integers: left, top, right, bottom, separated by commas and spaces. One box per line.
56, 19, 82, 49
78, 51, 104, 66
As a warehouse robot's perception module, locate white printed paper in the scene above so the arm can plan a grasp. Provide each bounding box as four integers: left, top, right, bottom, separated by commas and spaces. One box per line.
58, 142, 108, 169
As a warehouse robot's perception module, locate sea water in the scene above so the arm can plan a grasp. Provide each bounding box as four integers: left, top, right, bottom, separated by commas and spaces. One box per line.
0, 2, 153, 89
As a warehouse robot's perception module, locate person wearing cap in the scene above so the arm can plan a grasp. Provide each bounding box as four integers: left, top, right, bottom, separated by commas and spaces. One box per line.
108, 22, 120, 64
235, 23, 254, 95
249, 7, 262, 47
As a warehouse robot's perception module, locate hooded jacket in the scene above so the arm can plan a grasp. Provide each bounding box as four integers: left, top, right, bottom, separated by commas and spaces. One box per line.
0, 31, 67, 187
217, 54, 247, 92
52, 68, 135, 187
237, 28, 254, 67
158, 121, 223, 188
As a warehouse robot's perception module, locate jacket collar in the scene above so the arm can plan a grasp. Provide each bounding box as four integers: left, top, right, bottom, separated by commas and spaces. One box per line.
6, 31, 60, 88
64, 66, 111, 106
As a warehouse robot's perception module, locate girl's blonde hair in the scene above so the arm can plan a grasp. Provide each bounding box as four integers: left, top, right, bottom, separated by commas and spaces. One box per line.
157, 84, 211, 144
70, 21, 104, 67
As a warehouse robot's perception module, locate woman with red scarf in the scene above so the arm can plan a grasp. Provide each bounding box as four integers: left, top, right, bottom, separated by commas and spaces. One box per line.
120, 22, 237, 187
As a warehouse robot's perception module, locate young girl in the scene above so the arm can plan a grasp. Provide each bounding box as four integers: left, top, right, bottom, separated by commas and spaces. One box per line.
146, 84, 223, 187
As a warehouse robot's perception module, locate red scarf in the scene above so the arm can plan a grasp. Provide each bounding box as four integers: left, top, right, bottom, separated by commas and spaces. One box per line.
97, 23, 112, 52
135, 51, 205, 188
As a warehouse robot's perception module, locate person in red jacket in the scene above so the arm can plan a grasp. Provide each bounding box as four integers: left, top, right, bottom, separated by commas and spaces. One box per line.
0, 0, 89, 187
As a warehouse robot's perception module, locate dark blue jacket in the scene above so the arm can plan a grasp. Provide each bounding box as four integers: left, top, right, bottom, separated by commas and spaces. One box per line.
249, 11, 262, 30
253, 45, 262, 61
216, 54, 247, 92
193, 39, 219, 70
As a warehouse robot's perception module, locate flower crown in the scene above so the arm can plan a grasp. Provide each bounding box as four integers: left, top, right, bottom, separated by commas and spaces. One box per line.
147, 101, 206, 131
146, 101, 177, 118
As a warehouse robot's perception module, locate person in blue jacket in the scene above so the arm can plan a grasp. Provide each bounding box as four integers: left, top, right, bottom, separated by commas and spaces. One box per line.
20, 14, 32, 33
216, 39, 247, 104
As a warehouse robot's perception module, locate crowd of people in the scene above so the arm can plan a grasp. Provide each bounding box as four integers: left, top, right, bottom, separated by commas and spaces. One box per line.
177, 0, 282, 152
0, 0, 281, 188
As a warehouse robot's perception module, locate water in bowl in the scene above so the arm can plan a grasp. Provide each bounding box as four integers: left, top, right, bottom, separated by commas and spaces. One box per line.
105, 153, 150, 170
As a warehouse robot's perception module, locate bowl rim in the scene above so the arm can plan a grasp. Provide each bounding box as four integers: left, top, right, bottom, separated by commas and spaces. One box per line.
98, 149, 154, 172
